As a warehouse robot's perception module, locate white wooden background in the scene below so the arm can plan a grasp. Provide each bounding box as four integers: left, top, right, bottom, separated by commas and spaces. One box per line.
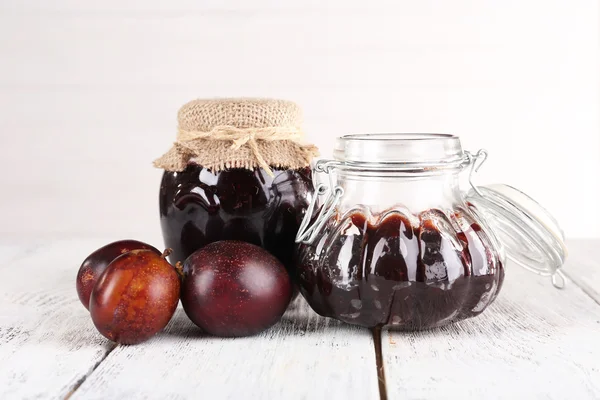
1, 238, 599, 399
0, 0, 599, 241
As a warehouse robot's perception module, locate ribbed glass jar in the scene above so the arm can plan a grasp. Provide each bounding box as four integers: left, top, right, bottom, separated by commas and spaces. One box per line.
295, 134, 506, 330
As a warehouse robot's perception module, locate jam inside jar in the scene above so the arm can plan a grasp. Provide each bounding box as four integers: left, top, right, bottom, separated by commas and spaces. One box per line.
294, 134, 511, 330
160, 164, 313, 270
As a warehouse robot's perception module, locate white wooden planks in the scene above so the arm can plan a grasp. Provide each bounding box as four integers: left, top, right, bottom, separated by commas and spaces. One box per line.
0, 239, 120, 399
0, 244, 30, 267
562, 239, 600, 304
0, 1, 599, 240
382, 247, 600, 400
0, 0, 400, 13
71, 298, 379, 400
1, 238, 600, 399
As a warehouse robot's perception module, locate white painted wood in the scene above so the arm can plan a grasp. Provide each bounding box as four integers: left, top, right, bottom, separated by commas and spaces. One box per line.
0, 244, 30, 267
0, 237, 377, 399
3, 11, 594, 88
71, 297, 379, 400
382, 239, 600, 400
0, 0, 400, 12
0, 1, 598, 239
562, 239, 600, 304
1, 238, 599, 399
0, 239, 128, 399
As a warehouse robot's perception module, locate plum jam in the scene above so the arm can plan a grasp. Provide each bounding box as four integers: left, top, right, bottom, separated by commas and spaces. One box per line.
292, 133, 530, 330
296, 207, 504, 330
160, 164, 313, 271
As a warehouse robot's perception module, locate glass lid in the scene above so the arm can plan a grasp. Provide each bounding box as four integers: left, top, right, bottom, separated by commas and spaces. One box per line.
466, 184, 568, 289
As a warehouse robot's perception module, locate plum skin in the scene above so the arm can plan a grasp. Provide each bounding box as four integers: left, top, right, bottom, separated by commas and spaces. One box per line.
76, 240, 158, 310
89, 249, 180, 345
181, 241, 292, 337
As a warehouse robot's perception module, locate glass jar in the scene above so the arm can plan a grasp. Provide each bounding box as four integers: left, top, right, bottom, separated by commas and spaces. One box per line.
295, 134, 566, 330
160, 164, 313, 271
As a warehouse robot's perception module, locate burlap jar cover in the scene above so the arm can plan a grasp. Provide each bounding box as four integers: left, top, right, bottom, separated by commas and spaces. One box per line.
154, 98, 319, 176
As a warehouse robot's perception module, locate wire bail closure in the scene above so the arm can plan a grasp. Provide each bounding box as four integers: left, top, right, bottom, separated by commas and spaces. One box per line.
297, 152, 479, 246
295, 160, 344, 245
297, 150, 566, 290
466, 149, 488, 197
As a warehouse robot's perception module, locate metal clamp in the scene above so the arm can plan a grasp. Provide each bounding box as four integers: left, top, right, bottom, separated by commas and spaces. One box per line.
465, 149, 488, 197
297, 151, 487, 246
295, 160, 344, 245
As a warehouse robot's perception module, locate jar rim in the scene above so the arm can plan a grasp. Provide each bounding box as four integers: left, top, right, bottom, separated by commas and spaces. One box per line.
339, 133, 457, 141
333, 133, 464, 165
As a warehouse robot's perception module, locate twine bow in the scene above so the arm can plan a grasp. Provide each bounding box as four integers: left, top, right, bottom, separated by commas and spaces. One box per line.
177, 125, 304, 176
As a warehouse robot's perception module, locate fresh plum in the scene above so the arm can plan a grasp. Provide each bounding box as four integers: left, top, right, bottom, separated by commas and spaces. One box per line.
76, 240, 158, 310
181, 241, 292, 337
89, 249, 180, 345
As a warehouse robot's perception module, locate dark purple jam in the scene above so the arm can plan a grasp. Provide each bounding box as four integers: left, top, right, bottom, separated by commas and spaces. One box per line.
295, 207, 505, 330
159, 164, 313, 272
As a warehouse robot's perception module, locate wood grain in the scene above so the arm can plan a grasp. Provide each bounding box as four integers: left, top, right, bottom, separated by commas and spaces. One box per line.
0, 244, 32, 267
0, 239, 120, 399
562, 239, 600, 304
382, 244, 600, 400
2, 238, 599, 399
71, 297, 379, 400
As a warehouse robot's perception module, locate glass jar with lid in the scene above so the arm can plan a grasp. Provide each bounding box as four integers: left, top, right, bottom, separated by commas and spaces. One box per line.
295, 133, 566, 330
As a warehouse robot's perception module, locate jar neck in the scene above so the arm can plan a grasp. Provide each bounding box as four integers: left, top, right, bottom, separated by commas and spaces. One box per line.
336, 170, 464, 214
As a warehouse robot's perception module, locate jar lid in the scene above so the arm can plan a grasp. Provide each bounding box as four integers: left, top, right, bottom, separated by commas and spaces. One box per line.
466, 184, 568, 288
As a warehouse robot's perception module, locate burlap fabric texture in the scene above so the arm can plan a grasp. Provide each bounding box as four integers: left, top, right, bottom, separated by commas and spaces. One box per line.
153, 98, 319, 176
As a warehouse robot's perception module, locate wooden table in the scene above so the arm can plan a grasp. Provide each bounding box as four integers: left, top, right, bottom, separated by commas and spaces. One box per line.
1, 239, 598, 400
